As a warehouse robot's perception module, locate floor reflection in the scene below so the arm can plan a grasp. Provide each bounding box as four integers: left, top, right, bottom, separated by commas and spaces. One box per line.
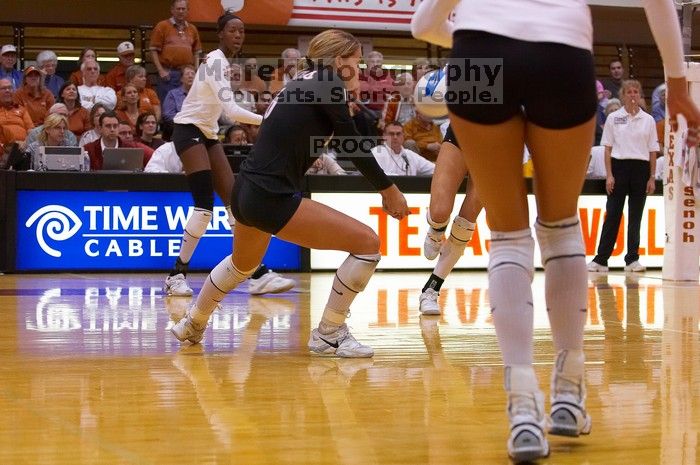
0, 272, 697, 464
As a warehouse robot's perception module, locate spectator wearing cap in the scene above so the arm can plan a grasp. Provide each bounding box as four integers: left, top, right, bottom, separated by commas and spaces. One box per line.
105, 42, 136, 93
25, 103, 78, 147
36, 50, 65, 98
150, 0, 202, 102
13, 66, 55, 125
78, 59, 117, 111
0, 78, 34, 147
0, 45, 21, 90
57, 81, 91, 138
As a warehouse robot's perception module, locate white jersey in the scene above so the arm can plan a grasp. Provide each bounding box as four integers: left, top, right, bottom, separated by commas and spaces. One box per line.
412, 0, 684, 77
174, 49, 262, 139
144, 142, 183, 173
451, 0, 592, 51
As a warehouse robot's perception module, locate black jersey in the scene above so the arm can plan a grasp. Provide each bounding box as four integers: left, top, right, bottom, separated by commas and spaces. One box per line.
239, 67, 392, 194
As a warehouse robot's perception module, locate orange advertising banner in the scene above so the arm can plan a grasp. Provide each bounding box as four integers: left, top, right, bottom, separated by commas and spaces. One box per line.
187, 0, 294, 26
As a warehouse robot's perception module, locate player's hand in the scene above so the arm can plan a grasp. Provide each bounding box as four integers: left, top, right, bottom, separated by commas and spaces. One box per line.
380, 184, 411, 220
159, 69, 171, 80
667, 76, 700, 146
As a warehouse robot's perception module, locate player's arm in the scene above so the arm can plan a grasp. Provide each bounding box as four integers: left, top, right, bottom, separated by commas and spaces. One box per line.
320, 82, 392, 191
642, 0, 700, 143
206, 57, 262, 125
410, 0, 458, 48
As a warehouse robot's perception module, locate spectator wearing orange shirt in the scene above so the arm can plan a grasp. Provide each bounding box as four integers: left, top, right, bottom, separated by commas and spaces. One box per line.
116, 84, 141, 129
0, 78, 34, 147
125, 65, 161, 121
402, 110, 442, 162
105, 42, 136, 93
150, 0, 202, 101
13, 66, 55, 126
57, 81, 91, 138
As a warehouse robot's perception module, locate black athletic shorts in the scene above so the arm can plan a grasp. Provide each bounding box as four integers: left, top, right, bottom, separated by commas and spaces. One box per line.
172, 123, 220, 154
447, 30, 597, 129
443, 125, 460, 148
232, 175, 303, 234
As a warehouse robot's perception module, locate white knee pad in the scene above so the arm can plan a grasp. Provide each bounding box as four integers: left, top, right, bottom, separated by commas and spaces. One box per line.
336, 253, 381, 293
488, 229, 535, 281
185, 208, 212, 239
210, 255, 257, 292
534, 216, 585, 267
449, 216, 476, 244
225, 205, 236, 229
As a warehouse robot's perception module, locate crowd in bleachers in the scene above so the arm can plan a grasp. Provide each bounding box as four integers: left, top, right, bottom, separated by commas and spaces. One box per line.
0, 1, 667, 179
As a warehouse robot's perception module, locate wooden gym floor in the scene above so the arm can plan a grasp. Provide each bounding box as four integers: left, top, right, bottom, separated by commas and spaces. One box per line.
0, 270, 697, 464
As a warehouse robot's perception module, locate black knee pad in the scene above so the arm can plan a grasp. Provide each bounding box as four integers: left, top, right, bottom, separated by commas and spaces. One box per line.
187, 170, 214, 210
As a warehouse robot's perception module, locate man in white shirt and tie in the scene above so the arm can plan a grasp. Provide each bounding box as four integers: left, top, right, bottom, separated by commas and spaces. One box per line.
371, 121, 435, 176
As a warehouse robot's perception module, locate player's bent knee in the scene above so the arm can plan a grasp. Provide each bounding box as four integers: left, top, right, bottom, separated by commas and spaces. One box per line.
357, 226, 380, 254
430, 204, 452, 224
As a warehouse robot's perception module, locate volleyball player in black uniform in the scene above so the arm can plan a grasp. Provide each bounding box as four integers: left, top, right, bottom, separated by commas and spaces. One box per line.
172, 29, 410, 357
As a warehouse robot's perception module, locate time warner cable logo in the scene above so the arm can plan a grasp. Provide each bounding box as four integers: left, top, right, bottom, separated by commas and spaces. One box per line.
25, 205, 82, 257
23, 203, 232, 259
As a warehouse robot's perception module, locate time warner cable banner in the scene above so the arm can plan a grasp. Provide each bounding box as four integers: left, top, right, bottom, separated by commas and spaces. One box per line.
17, 191, 300, 271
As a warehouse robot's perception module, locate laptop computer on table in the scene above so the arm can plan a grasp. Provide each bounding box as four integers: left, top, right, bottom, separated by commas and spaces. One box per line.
102, 147, 144, 172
